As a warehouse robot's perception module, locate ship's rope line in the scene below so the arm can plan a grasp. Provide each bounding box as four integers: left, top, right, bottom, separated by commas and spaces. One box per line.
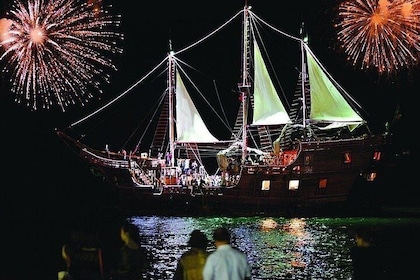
70, 57, 168, 127
69, 7, 313, 129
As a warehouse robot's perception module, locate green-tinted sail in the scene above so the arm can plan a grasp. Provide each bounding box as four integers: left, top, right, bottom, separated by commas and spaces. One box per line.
252, 40, 290, 126
305, 47, 363, 129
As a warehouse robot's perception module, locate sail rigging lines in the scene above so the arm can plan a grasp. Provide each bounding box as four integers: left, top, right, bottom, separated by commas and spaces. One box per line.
67, 5, 305, 128
68, 9, 243, 129
70, 56, 167, 127
67, 5, 364, 132
248, 9, 302, 43
174, 58, 234, 132
174, 9, 243, 56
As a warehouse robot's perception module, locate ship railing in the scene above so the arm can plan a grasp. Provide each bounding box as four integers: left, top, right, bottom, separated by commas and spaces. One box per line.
262, 145, 302, 167
126, 160, 165, 191
82, 148, 130, 168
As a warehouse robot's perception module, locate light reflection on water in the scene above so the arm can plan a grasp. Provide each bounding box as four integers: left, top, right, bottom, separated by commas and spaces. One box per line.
128, 216, 420, 279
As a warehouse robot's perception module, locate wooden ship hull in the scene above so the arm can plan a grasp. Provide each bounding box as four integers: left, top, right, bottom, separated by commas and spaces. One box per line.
58, 131, 387, 215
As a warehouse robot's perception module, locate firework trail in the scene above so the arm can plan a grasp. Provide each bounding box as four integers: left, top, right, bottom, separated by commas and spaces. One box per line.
0, 0, 123, 111
336, 0, 420, 73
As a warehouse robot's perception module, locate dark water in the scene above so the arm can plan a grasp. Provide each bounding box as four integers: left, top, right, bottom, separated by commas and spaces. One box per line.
126, 216, 420, 279
21, 212, 416, 280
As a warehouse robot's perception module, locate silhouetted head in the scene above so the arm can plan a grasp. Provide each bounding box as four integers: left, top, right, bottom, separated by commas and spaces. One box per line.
354, 227, 376, 247
121, 221, 141, 245
188, 230, 208, 250
212, 227, 231, 244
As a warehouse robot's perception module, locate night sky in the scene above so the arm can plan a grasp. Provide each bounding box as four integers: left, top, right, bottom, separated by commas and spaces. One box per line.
0, 0, 417, 279
0, 0, 415, 214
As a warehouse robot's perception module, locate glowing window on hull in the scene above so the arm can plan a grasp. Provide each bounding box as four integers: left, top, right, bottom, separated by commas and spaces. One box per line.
261, 180, 270, 190
344, 152, 352, 163
289, 179, 299, 190
319, 178, 328, 189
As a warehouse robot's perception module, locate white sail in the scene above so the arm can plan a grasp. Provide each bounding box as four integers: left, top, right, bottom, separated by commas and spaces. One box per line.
175, 71, 219, 143
305, 47, 364, 128
252, 40, 291, 126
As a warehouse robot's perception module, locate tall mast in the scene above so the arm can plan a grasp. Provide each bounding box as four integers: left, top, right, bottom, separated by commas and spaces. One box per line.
168, 41, 175, 167
240, 4, 251, 163
300, 23, 307, 129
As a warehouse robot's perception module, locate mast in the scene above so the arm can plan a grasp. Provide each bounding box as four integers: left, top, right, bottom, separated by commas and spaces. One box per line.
300, 22, 307, 129
240, 4, 251, 163
168, 41, 176, 167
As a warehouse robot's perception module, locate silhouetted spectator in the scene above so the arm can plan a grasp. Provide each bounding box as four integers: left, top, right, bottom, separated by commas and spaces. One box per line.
59, 229, 105, 280
173, 229, 209, 280
203, 227, 251, 280
109, 221, 148, 280
351, 227, 385, 279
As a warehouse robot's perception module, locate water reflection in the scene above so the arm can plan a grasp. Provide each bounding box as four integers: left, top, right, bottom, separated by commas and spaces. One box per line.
128, 216, 420, 279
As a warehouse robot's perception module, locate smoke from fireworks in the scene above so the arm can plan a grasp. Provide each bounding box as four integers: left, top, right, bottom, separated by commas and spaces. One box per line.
336, 0, 420, 73
0, 0, 123, 111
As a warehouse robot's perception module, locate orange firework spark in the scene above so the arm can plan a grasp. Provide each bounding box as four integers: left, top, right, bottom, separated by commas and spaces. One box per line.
0, 18, 13, 46
336, 0, 420, 73
87, 0, 102, 17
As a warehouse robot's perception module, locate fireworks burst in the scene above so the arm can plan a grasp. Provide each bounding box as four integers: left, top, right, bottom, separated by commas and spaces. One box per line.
336, 0, 420, 73
0, 0, 123, 111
